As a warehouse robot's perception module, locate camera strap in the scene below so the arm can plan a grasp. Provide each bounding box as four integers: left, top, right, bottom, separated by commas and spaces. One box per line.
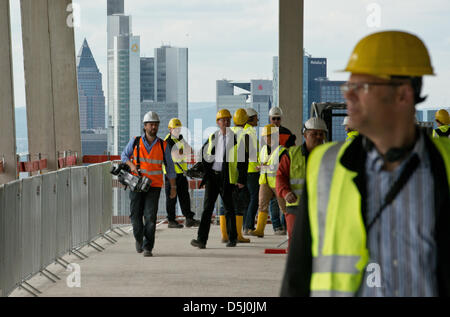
133, 136, 142, 176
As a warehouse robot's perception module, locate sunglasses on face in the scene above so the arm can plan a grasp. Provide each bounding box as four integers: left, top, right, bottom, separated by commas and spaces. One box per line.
271, 117, 281, 121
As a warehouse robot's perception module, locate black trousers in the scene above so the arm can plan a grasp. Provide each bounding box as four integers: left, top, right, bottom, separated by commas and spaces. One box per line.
129, 187, 161, 251
197, 171, 237, 244
165, 174, 195, 222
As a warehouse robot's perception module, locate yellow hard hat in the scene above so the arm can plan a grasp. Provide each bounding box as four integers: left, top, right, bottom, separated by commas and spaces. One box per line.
216, 109, 232, 120
435, 109, 450, 125
233, 108, 249, 126
168, 118, 182, 129
342, 31, 435, 79
262, 124, 277, 137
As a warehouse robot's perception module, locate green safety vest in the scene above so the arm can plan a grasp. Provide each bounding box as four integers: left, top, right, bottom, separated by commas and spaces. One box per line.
244, 123, 260, 173
432, 125, 450, 138
259, 144, 286, 188
306, 136, 450, 296
207, 132, 239, 185
286, 146, 306, 207
346, 131, 359, 142
163, 133, 188, 175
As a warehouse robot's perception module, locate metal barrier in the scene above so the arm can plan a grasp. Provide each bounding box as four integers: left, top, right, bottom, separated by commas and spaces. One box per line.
0, 162, 119, 297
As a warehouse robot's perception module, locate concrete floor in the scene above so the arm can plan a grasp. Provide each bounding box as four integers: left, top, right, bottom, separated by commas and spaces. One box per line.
10, 223, 288, 297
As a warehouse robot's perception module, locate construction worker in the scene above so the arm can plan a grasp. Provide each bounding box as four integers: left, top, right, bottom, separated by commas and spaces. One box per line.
269, 106, 296, 148
224, 108, 251, 243
281, 31, 450, 297
342, 116, 359, 141
243, 108, 261, 234
121, 111, 177, 257
250, 124, 288, 238
190, 109, 248, 249
163, 118, 200, 228
276, 117, 328, 251
432, 109, 450, 138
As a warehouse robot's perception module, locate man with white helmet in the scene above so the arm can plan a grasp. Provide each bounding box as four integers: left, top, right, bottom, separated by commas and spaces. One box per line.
121, 111, 177, 257
269, 106, 296, 148
163, 118, 200, 229
276, 117, 328, 250
342, 116, 359, 142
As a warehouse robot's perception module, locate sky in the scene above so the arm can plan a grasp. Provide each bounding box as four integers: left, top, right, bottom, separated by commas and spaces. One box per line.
8, 0, 450, 109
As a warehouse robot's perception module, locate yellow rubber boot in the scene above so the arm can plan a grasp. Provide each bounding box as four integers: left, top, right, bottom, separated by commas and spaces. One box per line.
250, 211, 268, 238
236, 215, 250, 243
220, 215, 229, 243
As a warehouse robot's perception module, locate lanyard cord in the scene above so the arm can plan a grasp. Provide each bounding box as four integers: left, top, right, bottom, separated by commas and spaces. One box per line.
366, 154, 420, 232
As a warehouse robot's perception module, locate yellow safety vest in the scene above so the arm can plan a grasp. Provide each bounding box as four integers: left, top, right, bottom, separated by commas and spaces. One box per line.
432, 125, 450, 138
306, 136, 450, 296
259, 144, 286, 188
244, 123, 260, 173
286, 146, 306, 207
163, 133, 188, 175
206, 132, 239, 185
346, 131, 359, 142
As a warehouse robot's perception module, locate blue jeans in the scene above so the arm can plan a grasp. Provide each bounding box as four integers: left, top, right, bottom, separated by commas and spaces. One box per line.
244, 172, 260, 230
269, 197, 285, 231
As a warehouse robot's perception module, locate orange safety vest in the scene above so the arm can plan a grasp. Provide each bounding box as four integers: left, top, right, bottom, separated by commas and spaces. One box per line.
131, 137, 167, 188
279, 133, 290, 147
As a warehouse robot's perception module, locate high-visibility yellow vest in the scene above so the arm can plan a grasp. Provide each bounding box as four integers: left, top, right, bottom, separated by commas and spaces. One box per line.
432, 125, 450, 138
259, 144, 286, 188
286, 146, 306, 207
206, 132, 239, 185
163, 133, 188, 175
346, 131, 359, 142
244, 123, 260, 173
306, 136, 450, 296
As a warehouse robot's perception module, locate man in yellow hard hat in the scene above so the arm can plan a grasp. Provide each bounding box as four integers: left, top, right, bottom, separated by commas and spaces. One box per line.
282, 31, 450, 297
432, 109, 450, 138
163, 118, 200, 229
191, 109, 248, 249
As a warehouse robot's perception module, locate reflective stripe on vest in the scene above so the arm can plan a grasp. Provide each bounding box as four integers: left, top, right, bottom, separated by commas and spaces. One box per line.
244, 124, 260, 173
307, 141, 369, 296
286, 146, 306, 207
207, 132, 239, 184
259, 145, 286, 188
132, 137, 167, 188
163, 133, 188, 174
346, 131, 359, 142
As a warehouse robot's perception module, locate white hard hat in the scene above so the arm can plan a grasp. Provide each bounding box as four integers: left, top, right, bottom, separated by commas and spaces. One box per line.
269, 107, 283, 117
246, 108, 258, 117
143, 111, 160, 123
303, 117, 328, 133
342, 116, 350, 126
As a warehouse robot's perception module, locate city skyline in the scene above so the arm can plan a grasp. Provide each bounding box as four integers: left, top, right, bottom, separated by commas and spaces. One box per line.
8, 0, 450, 110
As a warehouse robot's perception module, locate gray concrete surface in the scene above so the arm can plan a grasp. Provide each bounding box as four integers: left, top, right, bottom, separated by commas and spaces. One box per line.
10, 223, 288, 297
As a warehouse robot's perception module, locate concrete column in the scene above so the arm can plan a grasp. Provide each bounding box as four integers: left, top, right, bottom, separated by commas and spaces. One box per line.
279, 0, 304, 140
21, 0, 81, 172
0, 0, 18, 184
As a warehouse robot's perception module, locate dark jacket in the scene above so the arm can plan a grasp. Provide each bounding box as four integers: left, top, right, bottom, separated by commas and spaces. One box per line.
280, 130, 450, 296
200, 130, 248, 187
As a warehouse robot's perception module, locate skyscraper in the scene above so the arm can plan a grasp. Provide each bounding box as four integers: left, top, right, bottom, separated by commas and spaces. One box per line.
140, 57, 155, 102
107, 0, 140, 155
76, 39, 107, 155
154, 46, 188, 129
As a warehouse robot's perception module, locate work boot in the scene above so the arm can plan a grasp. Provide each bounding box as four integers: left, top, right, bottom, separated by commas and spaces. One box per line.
226, 240, 237, 247
219, 215, 229, 243
190, 239, 206, 249
135, 240, 143, 253
250, 211, 268, 238
185, 217, 200, 228
143, 249, 153, 257
274, 228, 287, 235
168, 220, 183, 228
236, 215, 250, 243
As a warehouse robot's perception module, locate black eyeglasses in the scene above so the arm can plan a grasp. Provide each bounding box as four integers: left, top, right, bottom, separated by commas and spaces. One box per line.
340, 82, 403, 94
271, 117, 281, 121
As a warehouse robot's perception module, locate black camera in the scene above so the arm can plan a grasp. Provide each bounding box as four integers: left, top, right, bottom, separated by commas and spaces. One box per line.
110, 163, 151, 192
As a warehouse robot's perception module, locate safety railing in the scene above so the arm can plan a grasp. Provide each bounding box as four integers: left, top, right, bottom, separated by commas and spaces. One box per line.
0, 161, 124, 297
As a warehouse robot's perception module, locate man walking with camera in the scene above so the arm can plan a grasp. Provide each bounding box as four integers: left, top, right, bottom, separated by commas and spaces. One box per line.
121, 111, 177, 257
